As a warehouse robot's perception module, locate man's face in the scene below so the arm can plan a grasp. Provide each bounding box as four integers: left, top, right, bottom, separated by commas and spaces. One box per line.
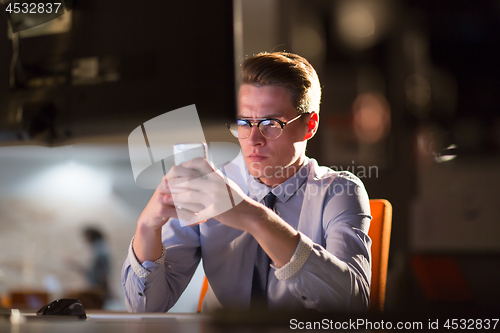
237, 84, 309, 187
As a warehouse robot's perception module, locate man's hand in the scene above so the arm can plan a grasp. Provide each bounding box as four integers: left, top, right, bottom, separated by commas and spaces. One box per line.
166, 158, 246, 227
138, 175, 179, 230
132, 175, 179, 263
167, 158, 300, 267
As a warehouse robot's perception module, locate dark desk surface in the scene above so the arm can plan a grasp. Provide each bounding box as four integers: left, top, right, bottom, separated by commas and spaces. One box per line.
2, 308, 498, 332
1, 310, 212, 333
0, 310, 305, 333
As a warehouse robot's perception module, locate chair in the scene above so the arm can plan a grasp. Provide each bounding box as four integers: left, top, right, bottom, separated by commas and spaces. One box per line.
197, 199, 392, 313
367, 199, 392, 312
197, 276, 209, 312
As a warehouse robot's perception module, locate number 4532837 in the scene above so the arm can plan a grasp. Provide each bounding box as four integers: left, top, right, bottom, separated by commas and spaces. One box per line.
5, 2, 62, 14
444, 319, 498, 330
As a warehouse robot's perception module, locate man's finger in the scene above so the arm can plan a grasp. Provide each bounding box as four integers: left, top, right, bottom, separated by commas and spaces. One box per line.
170, 190, 208, 208
156, 175, 172, 194
167, 164, 203, 179
182, 158, 214, 175
169, 177, 211, 194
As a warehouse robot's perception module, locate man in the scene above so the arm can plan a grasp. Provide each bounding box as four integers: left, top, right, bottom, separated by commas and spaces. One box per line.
122, 52, 372, 313
67, 226, 111, 309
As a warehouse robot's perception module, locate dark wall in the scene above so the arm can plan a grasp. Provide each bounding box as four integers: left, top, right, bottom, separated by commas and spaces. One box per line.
0, 1, 236, 144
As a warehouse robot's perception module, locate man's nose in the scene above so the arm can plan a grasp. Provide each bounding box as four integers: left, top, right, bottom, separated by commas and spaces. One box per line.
247, 125, 266, 145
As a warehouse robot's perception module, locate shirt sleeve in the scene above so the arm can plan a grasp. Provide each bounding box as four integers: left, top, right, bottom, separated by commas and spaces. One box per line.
127, 237, 167, 279
121, 219, 202, 313
272, 234, 312, 280
273, 175, 372, 313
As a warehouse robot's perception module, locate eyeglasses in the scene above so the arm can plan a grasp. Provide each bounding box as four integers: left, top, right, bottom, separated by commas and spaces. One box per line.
227, 113, 308, 139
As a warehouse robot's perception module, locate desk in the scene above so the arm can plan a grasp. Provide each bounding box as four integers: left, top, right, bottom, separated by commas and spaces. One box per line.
0, 311, 297, 333
1, 308, 497, 332
0, 311, 211, 333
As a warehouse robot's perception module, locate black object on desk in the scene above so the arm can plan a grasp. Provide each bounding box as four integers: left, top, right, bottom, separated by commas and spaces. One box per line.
36, 299, 87, 319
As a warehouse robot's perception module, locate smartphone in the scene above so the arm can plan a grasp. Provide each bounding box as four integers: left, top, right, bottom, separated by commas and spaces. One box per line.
172, 142, 209, 226
173, 142, 208, 165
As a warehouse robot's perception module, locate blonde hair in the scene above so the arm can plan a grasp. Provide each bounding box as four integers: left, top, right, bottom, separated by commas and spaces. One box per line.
241, 52, 321, 114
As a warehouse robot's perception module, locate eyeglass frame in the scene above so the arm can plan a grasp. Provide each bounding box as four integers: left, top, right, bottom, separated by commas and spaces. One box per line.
227, 112, 311, 139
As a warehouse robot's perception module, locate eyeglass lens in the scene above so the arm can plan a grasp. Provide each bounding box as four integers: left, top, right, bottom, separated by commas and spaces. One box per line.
230, 119, 282, 139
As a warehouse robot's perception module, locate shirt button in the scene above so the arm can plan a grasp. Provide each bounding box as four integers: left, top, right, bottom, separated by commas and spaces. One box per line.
138, 292, 144, 297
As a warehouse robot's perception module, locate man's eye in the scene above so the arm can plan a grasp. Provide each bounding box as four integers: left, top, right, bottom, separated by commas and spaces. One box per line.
262, 120, 279, 127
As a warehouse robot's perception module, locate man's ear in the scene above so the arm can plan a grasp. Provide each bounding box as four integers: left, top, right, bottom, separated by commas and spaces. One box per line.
303, 112, 319, 141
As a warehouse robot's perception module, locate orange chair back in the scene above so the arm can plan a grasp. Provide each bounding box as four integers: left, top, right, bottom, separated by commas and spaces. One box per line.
197, 199, 392, 313
197, 275, 209, 312
368, 199, 392, 312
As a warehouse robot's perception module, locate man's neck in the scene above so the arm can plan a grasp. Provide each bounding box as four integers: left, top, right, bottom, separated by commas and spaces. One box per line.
257, 158, 306, 188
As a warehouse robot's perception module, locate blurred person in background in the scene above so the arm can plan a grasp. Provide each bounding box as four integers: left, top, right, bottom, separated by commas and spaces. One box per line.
67, 226, 111, 309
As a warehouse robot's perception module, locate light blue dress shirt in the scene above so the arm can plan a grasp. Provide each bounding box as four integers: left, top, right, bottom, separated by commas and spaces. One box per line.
122, 157, 372, 313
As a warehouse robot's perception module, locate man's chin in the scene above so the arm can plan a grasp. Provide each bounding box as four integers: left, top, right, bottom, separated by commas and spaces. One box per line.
248, 168, 266, 179
246, 160, 270, 178
247, 165, 282, 181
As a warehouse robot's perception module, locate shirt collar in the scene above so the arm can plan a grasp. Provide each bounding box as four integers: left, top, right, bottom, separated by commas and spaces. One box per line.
247, 159, 310, 203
